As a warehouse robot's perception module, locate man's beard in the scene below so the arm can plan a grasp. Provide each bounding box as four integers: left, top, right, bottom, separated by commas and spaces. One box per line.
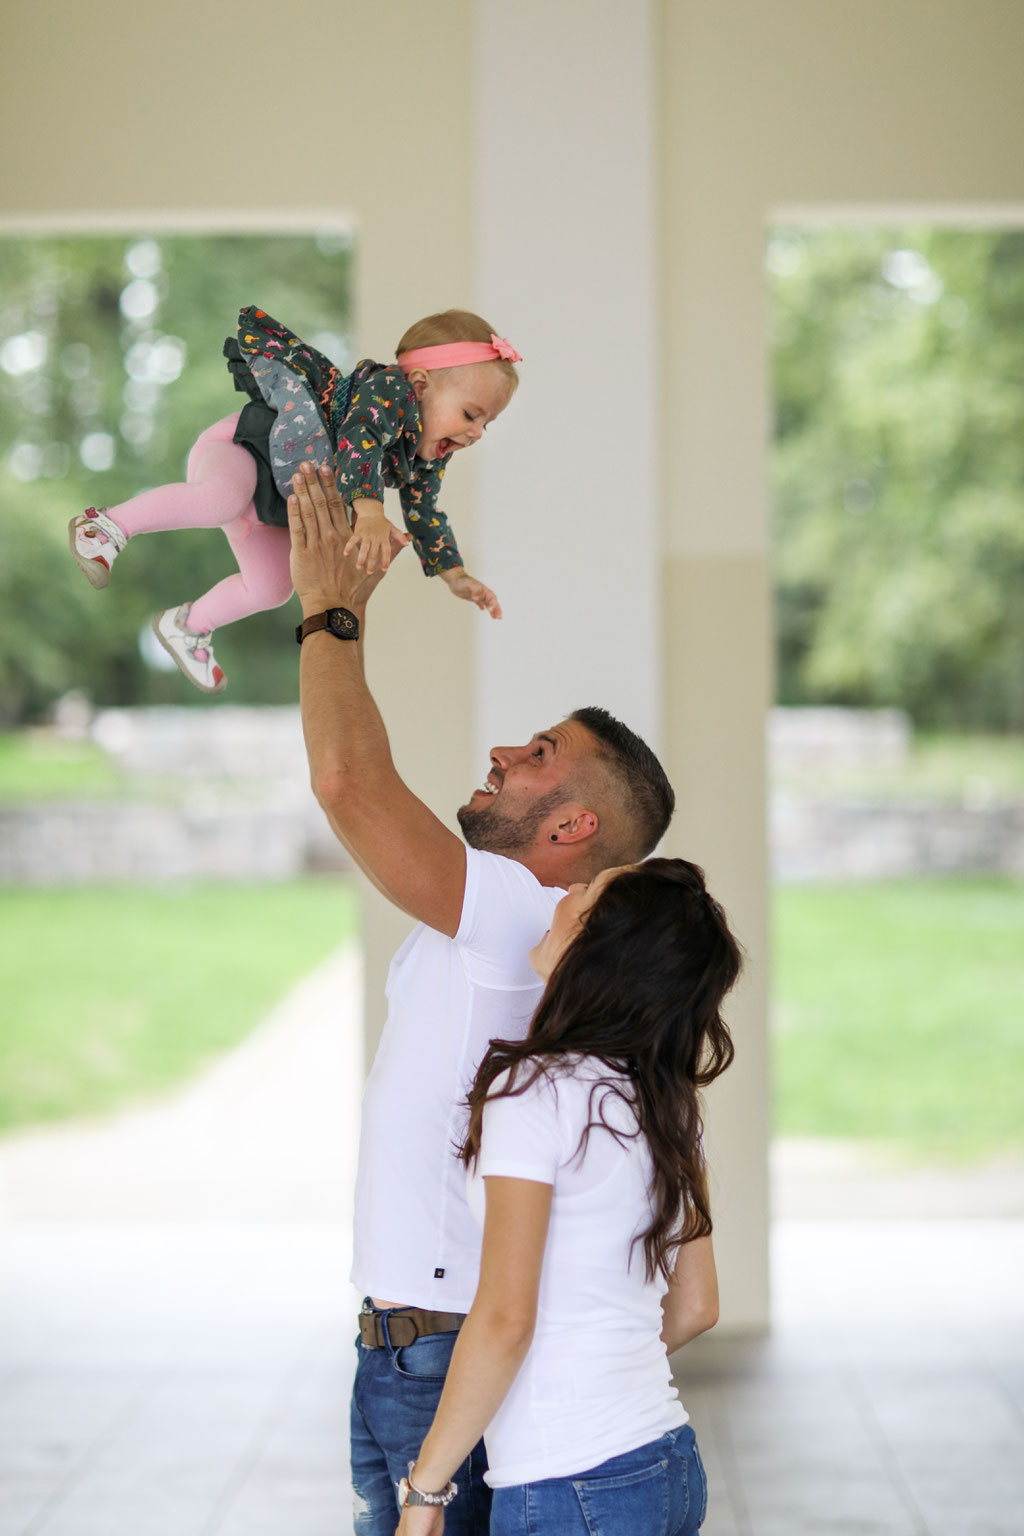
457, 788, 564, 856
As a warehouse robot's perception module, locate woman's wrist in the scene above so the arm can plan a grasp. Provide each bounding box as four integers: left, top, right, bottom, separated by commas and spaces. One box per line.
409, 1458, 452, 1495
438, 565, 465, 585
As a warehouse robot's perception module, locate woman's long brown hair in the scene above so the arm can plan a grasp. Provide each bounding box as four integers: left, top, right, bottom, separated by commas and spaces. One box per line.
461, 858, 742, 1281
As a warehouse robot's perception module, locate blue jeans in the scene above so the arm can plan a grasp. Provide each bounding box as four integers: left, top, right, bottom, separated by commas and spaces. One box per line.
489, 1424, 707, 1536
350, 1306, 491, 1536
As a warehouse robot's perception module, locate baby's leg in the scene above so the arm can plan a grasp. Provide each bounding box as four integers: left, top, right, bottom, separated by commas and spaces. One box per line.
152, 509, 291, 693
186, 515, 293, 633
106, 415, 257, 537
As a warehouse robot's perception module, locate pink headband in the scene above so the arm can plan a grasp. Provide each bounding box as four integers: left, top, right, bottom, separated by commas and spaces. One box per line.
397, 333, 523, 373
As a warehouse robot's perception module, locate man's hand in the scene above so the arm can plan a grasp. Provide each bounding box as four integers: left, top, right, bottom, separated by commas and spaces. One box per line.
439, 566, 503, 620
287, 464, 407, 614
344, 498, 410, 574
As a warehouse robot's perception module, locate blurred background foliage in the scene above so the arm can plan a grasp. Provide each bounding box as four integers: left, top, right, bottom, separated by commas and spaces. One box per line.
0, 231, 354, 723
4, 226, 1022, 729
771, 225, 1024, 731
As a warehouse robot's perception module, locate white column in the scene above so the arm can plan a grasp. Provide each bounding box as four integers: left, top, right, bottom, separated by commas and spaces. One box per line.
471, 0, 660, 759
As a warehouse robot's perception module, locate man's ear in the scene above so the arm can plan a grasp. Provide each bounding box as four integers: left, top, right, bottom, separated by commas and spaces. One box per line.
547, 806, 599, 845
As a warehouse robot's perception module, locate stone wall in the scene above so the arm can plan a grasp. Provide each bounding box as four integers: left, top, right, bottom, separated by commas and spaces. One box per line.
0, 799, 348, 885
771, 706, 911, 771
0, 706, 349, 885
1, 706, 1021, 885
772, 794, 1024, 882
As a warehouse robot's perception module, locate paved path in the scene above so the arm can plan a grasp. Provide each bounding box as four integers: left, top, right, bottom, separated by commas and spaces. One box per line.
0, 946, 362, 1226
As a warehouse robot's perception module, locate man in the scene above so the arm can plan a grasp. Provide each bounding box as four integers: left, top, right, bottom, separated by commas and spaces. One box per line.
287, 463, 675, 1536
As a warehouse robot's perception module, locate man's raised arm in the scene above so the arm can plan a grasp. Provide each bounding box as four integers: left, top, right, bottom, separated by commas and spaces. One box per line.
288, 462, 467, 937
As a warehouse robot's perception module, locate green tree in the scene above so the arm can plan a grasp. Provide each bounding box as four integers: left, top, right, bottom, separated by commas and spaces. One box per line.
0, 231, 353, 722
770, 226, 1024, 730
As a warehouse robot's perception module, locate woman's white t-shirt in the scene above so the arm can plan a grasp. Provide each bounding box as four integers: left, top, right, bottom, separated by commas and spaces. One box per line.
467, 1059, 687, 1488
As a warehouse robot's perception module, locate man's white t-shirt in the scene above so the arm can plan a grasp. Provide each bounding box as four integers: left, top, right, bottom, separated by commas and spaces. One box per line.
468, 1060, 687, 1487
350, 846, 563, 1312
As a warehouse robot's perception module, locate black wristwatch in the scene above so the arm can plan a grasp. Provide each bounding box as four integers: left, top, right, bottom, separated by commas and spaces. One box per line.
295, 607, 360, 644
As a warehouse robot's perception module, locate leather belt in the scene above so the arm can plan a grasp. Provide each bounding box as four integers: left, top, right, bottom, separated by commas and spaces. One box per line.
358, 1305, 467, 1350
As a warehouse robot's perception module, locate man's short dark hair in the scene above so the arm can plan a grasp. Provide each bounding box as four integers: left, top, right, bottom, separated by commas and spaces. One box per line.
570, 706, 675, 859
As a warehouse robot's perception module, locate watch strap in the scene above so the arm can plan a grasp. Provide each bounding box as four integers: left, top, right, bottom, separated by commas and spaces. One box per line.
295, 607, 360, 644
398, 1467, 458, 1508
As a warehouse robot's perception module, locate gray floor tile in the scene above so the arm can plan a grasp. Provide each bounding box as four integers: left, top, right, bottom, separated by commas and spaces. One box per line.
865, 1376, 1022, 1449
213, 1473, 354, 1536
35, 1498, 212, 1536
920, 1515, 1023, 1536
698, 1507, 742, 1536
741, 1520, 919, 1536
0, 1478, 60, 1536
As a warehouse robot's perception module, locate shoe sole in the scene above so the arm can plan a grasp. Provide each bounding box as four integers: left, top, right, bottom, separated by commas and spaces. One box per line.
151, 611, 228, 695
68, 517, 111, 589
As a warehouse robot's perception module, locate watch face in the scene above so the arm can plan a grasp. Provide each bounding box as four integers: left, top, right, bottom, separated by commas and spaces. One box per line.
329, 609, 357, 636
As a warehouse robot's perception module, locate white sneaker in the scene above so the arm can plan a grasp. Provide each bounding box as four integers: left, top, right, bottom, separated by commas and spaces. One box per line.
68, 508, 128, 588
152, 605, 228, 694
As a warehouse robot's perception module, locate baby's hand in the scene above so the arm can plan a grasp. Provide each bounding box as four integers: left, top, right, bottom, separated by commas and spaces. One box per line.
439, 566, 503, 620
344, 500, 410, 574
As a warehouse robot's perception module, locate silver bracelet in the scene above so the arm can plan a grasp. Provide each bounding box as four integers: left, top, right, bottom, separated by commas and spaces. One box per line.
398, 1463, 459, 1508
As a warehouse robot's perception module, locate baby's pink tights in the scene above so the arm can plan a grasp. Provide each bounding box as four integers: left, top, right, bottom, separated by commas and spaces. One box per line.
105, 413, 293, 633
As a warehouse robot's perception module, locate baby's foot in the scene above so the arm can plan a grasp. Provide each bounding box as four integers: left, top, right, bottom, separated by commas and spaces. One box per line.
68, 509, 128, 588
152, 605, 227, 694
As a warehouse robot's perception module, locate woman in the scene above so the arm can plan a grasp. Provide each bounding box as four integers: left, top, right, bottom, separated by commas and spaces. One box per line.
394, 857, 742, 1536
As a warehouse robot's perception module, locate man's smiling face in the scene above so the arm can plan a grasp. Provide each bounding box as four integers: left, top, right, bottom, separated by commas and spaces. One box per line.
456, 720, 595, 856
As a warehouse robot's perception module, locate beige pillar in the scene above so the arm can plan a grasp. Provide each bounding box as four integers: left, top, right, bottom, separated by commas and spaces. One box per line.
660, 0, 1024, 1331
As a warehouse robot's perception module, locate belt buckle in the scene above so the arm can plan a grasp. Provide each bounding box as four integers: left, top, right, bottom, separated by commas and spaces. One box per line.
358, 1303, 382, 1349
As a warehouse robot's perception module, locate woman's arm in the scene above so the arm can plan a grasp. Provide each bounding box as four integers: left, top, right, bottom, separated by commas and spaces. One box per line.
661, 1234, 719, 1356
397, 1175, 553, 1533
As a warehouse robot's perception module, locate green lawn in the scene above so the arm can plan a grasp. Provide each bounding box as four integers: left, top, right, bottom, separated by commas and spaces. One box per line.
2, 867, 1021, 1162
773, 877, 1024, 1160
0, 732, 123, 801
0, 881, 357, 1133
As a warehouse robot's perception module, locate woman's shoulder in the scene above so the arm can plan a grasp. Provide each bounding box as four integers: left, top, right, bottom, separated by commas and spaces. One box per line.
496, 1054, 635, 1117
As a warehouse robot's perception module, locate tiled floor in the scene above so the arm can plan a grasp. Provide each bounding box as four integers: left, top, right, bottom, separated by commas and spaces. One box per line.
0, 1226, 358, 1536
681, 1323, 1024, 1536
2, 1221, 1022, 1536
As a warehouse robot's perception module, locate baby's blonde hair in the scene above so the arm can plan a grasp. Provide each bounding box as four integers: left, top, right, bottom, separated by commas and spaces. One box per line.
396, 309, 519, 395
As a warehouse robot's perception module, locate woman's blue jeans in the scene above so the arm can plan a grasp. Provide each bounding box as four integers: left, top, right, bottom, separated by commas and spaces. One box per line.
350, 1308, 491, 1536
489, 1424, 708, 1536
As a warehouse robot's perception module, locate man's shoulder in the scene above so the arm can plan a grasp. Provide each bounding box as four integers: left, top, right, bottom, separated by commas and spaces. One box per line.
456, 846, 563, 955
463, 845, 554, 900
